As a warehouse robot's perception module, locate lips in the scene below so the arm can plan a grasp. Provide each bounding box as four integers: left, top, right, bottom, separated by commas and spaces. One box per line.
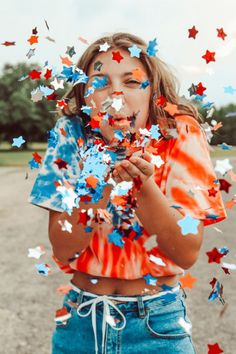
112, 114, 128, 120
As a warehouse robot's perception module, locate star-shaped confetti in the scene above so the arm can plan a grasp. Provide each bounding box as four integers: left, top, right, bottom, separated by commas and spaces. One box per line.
143, 273, 158, 286
108, 229, 125, 248
99, 42, 110, 52
128, 44, 142, 58
28, 246, 46, 259
26, 48, 36, 59
35, 263, 52, 276
180, 273, 197, 289
177, 214, 200, 235
27, 35, 39, 45
207, 343, 224, 354
214, 158, 232, 175
224, 86, 236, 95
28, 69, 41, 80
202, 50, 216, 64
112, 51, 124, 63
12, 136, 26, 148
217, 27, 227, 40
206, 247, 227, 264
1, 41, 16, 46
66, 45, 76, 57
188, 25, 199, 39
219, 179, 232, 193
58, 219, 73, 233
146, 38, 158, 57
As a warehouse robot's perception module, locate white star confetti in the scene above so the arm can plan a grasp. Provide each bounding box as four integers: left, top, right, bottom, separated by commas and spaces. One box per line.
58, 219, 73, 233
214, 158, 233, 175
111, 97, 124, 112
28, 246, 46, 259
151, 155, 164, 168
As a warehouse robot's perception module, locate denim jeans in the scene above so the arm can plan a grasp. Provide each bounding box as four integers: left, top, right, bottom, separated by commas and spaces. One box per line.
52, 281, 196, 354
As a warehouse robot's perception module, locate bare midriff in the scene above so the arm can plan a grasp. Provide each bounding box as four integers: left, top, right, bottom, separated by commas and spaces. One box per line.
71, 271, 181, 296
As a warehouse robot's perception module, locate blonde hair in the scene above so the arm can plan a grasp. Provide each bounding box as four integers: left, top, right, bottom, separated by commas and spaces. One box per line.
58, 32, 203, 138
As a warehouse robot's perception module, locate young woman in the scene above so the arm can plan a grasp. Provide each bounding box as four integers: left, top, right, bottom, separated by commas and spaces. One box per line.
28, 32, 227, 354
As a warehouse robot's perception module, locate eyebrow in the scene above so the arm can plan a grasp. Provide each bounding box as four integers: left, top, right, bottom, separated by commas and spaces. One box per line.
89, 72, 134, 79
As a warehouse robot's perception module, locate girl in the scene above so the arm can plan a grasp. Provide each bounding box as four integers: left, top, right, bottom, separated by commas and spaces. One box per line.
28, 32, 227, 354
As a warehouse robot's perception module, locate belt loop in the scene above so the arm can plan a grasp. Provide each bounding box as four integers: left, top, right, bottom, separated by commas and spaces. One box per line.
137, 295, 147, 318
179, 283, 187, 299
77, 289, 84, 305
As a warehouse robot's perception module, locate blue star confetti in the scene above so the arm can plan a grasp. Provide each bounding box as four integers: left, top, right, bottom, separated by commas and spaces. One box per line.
177, 214, 200, 235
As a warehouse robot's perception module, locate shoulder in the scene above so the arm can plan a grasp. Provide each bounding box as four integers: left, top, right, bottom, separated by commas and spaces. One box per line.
53, 115, 85, 141
174, 114, 203, 138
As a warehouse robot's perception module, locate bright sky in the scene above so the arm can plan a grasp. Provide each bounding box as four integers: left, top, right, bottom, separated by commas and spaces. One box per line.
1, 0, 236, 108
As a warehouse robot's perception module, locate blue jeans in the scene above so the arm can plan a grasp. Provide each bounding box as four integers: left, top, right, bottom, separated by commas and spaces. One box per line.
52, 281, 196, 354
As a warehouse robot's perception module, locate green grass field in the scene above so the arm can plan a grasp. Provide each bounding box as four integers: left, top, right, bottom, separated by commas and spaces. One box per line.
0, 142, 235, 167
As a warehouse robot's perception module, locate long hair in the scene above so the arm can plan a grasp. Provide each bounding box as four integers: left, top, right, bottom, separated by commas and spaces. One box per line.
57, 32, 203, 139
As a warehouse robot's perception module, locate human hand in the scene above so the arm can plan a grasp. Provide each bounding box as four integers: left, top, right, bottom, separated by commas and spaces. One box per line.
112, 152, 154, 185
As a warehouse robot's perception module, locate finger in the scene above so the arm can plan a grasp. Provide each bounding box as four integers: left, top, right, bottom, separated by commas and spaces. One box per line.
119, 160, 143, 180
129, 156, 154, 177
115, 163, 133, 182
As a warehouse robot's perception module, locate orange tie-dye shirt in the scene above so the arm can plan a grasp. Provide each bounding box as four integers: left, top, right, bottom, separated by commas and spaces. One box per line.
28, 114, 227, 279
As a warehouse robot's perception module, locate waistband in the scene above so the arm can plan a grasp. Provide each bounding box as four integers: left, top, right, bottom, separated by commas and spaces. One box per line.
70, 280, 181, 302
69, 280, 181, 354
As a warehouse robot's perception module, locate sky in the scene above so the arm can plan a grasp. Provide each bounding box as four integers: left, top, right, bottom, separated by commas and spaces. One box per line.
1, 0, 236, 108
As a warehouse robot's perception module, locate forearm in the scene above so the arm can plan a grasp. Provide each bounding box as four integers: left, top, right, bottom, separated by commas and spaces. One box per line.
49, 205, 97, 264
134, 177, 200, 269
49, 184, 113, 264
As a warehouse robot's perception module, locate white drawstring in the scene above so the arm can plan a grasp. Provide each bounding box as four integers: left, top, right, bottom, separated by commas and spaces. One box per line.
71, 282, 180, 354
76, 295, 126, 354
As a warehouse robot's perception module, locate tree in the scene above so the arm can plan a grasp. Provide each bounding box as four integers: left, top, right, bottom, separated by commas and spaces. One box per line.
0, 62, 67, 149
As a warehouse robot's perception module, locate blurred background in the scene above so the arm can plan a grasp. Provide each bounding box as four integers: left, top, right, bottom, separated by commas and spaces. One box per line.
0, 0, 235, 353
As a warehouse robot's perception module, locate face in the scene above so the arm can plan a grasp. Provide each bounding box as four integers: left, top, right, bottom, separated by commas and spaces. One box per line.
84, 48, 151, 144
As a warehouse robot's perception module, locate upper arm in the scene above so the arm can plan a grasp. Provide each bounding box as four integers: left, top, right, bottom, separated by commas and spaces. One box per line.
28, 116, 84, 213
165, 115, 227, 227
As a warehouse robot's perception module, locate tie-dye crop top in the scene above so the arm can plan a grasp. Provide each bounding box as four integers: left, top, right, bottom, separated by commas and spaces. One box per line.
28, 114, 227, 279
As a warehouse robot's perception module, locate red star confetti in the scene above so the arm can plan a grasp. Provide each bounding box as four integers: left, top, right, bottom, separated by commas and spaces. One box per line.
206, 247, 225, 264
196, 82, 207, 96
207, 342, 224, 354
188, 25, 199, 39
54, 307, 72, 324
179, 273, 197, 289
206, 247, 229, 263
27, 35, 39, 45
32, 152, 42, 164
28, 69, 41, 80
56, 99, 69, 110
155, 95, 166, 107
217, 28, 227, 40
54, 158, 68, 170
1, 41, 16, 46
47, 92, 58, 101
208, 187, 218, 197
202, 50, 216, 64
219, 179, 232, 193
44, 68, 52, 80
112, 51, 124, 63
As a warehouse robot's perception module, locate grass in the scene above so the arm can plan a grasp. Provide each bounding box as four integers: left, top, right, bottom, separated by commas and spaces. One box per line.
0, 142, 235, 167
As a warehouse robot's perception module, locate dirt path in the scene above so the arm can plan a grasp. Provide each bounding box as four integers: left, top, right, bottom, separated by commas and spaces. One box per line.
0, 163, 235, 354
